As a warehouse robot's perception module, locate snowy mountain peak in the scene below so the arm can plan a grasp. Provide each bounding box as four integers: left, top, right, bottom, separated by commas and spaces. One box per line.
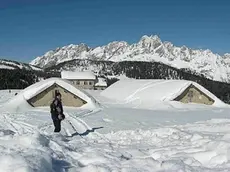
30, 35, 230, 83
140, 35, 160, 41
138, 35, 162, 49
104, 41, 129, 51
61, 43, 90, 52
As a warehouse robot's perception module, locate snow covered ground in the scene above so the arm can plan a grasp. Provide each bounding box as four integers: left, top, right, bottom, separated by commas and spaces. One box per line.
1, 88, 230, 171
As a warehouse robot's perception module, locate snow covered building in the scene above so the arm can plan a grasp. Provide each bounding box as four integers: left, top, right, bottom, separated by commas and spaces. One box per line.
101, 79, 225, 108
2, 78, 97, 112
61, 71, 108, 90
61, 71, 96, 90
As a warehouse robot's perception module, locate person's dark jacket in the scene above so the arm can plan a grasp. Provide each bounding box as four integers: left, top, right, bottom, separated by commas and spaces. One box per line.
50, 98, 63, 120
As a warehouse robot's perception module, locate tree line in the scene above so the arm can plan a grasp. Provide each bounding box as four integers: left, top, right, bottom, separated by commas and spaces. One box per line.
2, 59, 230, 104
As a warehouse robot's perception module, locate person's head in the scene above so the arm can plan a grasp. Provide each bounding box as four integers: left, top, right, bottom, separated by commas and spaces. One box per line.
55, 92, 62, 100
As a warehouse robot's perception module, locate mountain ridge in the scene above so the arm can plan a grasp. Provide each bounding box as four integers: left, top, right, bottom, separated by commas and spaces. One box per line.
30, 35, 230, 83
0, 59, 42, 71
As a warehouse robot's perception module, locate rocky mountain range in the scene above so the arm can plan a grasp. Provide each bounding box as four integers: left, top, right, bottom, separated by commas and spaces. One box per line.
30, 35, 230, 83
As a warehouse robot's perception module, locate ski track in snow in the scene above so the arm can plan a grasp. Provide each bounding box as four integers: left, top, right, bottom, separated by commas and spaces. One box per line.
125, 80, 172, 102
2, 110, 230, 171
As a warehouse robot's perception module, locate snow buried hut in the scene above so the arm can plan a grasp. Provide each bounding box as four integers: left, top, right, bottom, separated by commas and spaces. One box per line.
101, 79, 226, 108
3, 78, 98, 112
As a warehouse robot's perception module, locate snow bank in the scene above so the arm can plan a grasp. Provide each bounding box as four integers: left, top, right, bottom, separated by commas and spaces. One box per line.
2, 77, 98, 112
0, 89, 21, 104
0, 131, 53, 172
61, 70, 96, 80
101, 79, 227, 109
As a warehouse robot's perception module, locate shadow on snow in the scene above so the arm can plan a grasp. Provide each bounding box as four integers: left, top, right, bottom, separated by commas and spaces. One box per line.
71, 126, 104, 137
52, 158, 75, 172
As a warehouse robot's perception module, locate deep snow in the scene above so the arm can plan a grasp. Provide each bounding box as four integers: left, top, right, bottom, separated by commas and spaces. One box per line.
1, 87, 230, 171
101, 79, 227, 108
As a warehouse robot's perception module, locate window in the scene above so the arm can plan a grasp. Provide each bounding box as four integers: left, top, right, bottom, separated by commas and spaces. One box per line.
89, 81, 92, 85
76, 81, 80, 85
84, 81, 87, 85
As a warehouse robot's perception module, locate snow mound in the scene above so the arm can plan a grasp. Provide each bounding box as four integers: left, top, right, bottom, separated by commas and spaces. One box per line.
0, 131, 53, 172
101, 79, 227, 109
2, 77, 99, 112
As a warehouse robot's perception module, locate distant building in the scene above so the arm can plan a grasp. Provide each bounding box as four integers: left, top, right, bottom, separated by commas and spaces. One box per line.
61, 71, 96, 90
61, 71, 108, 90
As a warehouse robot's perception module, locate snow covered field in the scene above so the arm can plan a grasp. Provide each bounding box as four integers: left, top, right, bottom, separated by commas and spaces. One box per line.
1, 87, 230, 172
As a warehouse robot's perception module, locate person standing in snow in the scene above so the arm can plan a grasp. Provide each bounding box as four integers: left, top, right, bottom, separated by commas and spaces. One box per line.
50, 90, 65, 132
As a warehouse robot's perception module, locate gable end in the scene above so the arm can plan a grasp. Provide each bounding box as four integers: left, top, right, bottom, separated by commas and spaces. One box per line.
173, 84, 214, 105
27, 83, 87, 107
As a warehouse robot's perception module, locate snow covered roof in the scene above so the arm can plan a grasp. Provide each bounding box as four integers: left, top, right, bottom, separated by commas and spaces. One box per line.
61, 71, 96, 80
2, 78, 98, 112
95, 77, 107, 87
101, 79, 226, 108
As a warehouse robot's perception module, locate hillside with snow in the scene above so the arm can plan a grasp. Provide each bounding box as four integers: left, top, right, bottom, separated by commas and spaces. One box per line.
0, 59, 59, 90
30, 35, 230, 83
0, 59, 42, 71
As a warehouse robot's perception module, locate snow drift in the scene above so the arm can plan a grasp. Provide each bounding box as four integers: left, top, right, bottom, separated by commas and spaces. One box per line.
101, 79, 227, 109
1, 77, 99, 112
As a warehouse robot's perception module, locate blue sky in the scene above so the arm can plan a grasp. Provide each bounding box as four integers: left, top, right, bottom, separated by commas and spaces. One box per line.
0, 0, 229, 62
